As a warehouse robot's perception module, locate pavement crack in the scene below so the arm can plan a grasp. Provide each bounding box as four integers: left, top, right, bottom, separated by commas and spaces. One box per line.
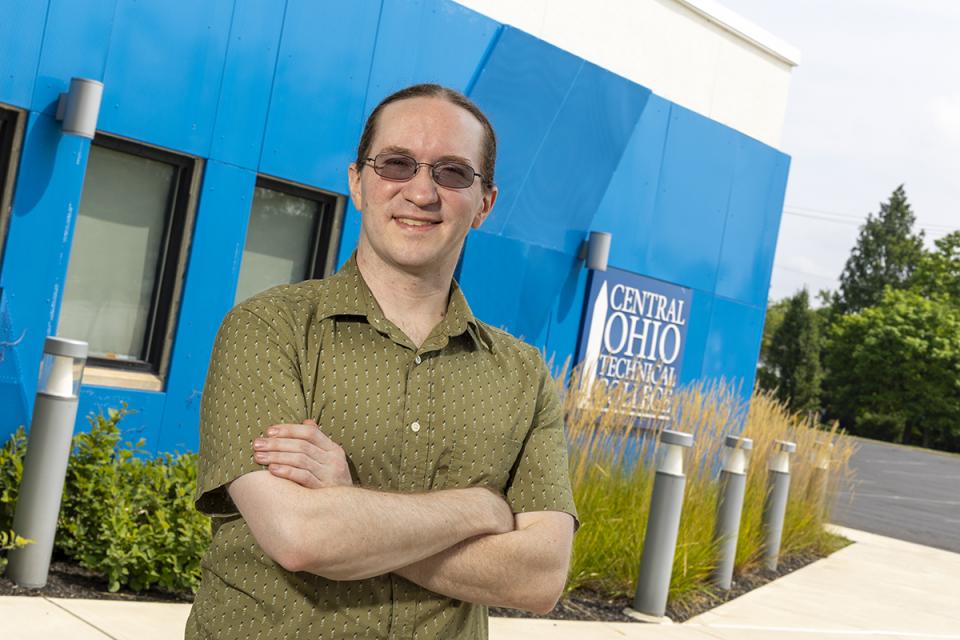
43, 597, 119, 640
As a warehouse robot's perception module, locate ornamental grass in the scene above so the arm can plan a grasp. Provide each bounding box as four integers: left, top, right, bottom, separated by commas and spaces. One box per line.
557, 365, 856, 605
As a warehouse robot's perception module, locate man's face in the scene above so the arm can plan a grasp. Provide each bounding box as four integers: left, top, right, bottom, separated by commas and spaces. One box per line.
348, 96, 497, 277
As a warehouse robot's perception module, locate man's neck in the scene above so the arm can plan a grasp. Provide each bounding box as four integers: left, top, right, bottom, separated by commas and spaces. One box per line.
355, 245, 455, 348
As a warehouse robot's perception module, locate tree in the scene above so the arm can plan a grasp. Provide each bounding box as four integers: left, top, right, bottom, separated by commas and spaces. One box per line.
762, 289, 822, 415
824, 288, 960, 451
834, 185, 925, 314
909, 230, 960, 305
756, 297, 789, 393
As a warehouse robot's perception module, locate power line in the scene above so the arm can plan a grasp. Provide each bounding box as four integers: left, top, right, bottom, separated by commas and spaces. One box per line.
782, 209, 862, 226
787, 204, 865, 220
782, 207, 960, 234
772, 263, 837, 281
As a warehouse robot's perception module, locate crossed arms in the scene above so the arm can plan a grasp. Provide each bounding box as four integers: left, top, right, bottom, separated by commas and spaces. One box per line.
227, 424, 576, 615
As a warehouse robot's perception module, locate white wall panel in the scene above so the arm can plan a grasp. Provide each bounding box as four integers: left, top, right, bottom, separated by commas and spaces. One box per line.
454, 0, 797, 147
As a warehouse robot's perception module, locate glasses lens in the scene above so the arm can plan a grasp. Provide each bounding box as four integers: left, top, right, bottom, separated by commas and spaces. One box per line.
432, 162, 475, 189
374, 154, 417, 180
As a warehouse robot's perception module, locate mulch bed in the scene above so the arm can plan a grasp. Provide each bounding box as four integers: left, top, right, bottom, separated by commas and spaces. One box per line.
493, 549, 826, 623
1, 549, 826, 622
0, 559, 193, 604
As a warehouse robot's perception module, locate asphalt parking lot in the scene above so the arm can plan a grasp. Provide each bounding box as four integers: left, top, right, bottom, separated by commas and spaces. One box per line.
831, 437, 960, 553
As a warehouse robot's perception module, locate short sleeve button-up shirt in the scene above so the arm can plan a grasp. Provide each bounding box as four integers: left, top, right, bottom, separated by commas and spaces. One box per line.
186, 255, 578, 640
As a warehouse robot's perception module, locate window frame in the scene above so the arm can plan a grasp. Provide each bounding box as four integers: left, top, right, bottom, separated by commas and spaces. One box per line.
241, 175, 343, 293
73, 134, 199, 378
0, 106, 26, 270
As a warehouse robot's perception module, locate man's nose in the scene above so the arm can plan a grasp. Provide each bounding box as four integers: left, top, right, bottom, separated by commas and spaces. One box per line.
402, 166, 440, 206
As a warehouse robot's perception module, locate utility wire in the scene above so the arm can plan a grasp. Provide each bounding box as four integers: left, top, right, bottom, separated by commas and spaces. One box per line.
782, 206, 959, 234
772, 263, 837, 281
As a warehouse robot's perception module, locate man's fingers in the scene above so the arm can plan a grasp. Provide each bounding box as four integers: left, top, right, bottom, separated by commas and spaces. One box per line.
255, 449, 321, 472
259, 422, 354, 489
265, 422, 339, 452
267, 464, 321, 490
254, 436, 345, 469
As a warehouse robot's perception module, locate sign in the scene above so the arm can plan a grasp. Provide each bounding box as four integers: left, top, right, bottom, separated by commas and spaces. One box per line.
576, 268, 692, 420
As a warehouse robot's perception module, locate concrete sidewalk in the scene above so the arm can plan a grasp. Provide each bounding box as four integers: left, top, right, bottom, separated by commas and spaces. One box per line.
3, 526, 958, 639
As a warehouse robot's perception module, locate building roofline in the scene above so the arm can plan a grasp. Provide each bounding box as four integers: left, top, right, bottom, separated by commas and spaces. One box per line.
677, 0, 801, 67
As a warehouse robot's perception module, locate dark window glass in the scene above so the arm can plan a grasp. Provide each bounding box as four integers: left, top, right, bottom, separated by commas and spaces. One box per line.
0, 108, 23, 268
235, 177, 338, 304
58, 137, 194, 372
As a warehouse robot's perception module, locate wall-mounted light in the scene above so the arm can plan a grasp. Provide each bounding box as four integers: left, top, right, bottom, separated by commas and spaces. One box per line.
55, 78, 103, 139
578, 230, 612, 271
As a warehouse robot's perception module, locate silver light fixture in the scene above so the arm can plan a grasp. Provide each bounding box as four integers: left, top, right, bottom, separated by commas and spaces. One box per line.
55, 78, 103, 139
7, 337, 88, 588
578, 230, 612, 271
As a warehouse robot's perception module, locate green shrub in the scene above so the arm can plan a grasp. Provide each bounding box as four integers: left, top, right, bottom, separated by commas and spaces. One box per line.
0, 426, 26, 533
0, 528, 32, 573
0, 407, 210, 593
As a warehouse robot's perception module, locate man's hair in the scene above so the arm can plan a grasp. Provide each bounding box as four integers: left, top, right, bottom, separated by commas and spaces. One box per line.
355, 84, 497, 190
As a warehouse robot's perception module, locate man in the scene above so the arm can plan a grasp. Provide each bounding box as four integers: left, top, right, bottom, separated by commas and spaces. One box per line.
186, 84, 578, 639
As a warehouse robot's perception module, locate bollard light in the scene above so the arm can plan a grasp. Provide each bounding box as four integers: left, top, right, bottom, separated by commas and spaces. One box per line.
712, 435, 753, 590
656, 429, 693, 474
768, 439, 796, 473
722, 434, 752, 474
37, 339, 87, 397
809, 439, 833, 517
627, 429, 694, 621
762, 439, 796, 571
7, 337, 88, 588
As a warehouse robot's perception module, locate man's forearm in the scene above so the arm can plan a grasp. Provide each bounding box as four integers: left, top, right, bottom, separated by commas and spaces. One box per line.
393, 514, 573, 614
229, 471, 513, 581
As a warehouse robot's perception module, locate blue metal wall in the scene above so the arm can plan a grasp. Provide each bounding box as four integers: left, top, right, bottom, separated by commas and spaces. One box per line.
0, 0, 789, 452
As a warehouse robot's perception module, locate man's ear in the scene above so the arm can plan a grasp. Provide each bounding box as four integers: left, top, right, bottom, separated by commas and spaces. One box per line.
347, 163, 363, 212
471, 185, 498, 229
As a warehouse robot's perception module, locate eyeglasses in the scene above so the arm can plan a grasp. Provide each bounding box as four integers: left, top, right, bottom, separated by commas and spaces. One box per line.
364, 152, 484, 189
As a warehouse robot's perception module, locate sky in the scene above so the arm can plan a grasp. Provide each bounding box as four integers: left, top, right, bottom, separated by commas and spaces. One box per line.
718, 0, 960, 304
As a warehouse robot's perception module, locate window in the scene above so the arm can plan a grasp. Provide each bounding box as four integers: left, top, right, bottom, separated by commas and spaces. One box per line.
0, 107, 24, 269
234, 176, 341, 305
58, 136, 197, 380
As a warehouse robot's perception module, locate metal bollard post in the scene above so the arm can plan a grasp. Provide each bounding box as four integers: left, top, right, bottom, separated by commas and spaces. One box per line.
762, 439, 796, 572
7, 337, 88, 588
712, 435, 753, 590
627, 429, 694, 621
809, 440, 833, 519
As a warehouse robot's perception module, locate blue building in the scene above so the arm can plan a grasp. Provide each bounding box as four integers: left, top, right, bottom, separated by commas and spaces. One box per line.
0, 0, 793, 452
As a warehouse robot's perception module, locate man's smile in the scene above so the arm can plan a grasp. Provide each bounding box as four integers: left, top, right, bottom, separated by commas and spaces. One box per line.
394, 216, 440, 229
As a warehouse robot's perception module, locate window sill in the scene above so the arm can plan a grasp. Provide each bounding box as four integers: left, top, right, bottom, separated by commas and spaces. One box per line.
82, 365, 164, 392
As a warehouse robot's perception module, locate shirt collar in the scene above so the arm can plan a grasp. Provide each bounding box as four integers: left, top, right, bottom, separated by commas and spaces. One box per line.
321, 253, 493, 353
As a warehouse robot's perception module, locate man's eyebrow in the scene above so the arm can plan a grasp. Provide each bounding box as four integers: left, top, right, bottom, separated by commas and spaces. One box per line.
378, 145, 475, 166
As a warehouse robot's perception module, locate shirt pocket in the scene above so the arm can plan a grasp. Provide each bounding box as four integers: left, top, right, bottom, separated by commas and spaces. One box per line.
438, 432, 525, 494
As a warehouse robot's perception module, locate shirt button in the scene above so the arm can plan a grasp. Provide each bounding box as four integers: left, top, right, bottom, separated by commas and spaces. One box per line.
411, 421, 421, 433
414, 355, 422, 365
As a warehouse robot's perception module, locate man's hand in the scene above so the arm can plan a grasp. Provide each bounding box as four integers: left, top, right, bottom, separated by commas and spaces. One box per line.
253, 420, 353, 489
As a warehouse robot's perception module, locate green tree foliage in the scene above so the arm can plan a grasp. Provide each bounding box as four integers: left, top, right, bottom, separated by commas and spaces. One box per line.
763, 289, 822, 415
756, 297, 790, 393
834, 185, 925, 314
824, 289, 960, 451
909, 230, 960, 304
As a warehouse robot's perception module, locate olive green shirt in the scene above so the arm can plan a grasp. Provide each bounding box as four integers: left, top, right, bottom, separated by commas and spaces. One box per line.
186, 255, 578, 640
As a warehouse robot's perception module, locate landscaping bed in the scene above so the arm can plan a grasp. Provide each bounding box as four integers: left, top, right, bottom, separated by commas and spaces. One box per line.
1, 547, 837, 623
